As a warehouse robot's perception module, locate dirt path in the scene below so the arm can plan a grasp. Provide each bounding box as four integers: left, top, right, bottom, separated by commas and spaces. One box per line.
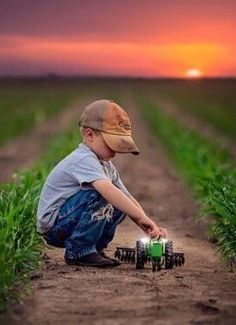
2, 93, 236, 325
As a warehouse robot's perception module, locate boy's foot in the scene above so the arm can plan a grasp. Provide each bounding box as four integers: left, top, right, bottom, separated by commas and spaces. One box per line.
65, 252, 119, 267
98, 251, 122, 266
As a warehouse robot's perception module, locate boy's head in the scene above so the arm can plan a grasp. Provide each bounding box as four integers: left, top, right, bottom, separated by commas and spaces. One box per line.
79, 99, 139, 160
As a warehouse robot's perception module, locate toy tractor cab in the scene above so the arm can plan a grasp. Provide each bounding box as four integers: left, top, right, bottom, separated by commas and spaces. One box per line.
115, 237, 185, 272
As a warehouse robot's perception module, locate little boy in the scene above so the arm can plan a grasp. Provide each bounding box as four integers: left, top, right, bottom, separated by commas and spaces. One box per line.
37, 99, 167, 267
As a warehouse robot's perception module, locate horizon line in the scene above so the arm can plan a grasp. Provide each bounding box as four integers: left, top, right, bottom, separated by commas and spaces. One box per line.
0, 74, 236, 80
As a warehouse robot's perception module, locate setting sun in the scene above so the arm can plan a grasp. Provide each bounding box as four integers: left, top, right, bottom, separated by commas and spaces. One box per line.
186, 68, 202, 78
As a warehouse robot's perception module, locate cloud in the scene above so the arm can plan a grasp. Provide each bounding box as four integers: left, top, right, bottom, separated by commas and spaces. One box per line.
0, 1, 236, 76
0, 35, 235, 76
0, 1, 235, 45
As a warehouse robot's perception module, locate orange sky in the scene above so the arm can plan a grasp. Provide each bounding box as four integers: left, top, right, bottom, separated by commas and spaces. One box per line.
0, 1, 236, 77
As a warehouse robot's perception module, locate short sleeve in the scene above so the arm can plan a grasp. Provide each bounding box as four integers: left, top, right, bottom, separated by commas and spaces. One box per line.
110, 163, 131, 197
72, 155, 109, 185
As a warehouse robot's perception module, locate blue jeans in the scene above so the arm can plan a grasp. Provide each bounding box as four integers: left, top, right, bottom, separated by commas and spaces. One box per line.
43, 189, 125, 260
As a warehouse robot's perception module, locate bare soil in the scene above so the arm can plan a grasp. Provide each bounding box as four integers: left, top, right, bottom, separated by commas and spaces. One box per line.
1, 94, 236, 325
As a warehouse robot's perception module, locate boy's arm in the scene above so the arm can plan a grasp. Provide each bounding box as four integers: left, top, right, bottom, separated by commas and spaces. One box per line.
92, 179, 167, 238
129, 195, 143, 210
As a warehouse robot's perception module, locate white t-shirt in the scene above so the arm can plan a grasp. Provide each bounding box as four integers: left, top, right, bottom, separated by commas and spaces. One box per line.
37, 143, 130, 233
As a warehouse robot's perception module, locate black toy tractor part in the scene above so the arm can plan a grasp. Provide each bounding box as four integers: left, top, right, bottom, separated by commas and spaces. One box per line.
136, 240, 145, 269
165, 240, 174, 269
114, 238, 185, 272
114, 247, 135, 263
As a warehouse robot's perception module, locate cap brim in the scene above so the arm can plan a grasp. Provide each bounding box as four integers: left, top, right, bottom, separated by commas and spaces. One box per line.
101, 132, 140, 155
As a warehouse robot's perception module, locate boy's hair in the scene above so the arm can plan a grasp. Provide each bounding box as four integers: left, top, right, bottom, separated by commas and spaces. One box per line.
79, 99, 139, 155
79, 126, 85, 136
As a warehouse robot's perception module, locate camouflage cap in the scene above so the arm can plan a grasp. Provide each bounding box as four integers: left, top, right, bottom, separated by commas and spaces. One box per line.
79, 99, 139, 155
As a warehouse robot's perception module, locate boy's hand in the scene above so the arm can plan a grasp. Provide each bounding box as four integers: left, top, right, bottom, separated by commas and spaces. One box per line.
141, 221, 167, 238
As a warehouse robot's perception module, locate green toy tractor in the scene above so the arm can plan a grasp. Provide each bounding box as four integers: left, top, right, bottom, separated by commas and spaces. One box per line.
114, 237, 185, 272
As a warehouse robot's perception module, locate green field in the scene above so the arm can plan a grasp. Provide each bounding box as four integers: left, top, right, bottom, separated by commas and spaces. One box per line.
0, 78, 84, 146
1, 78, 236, 145
0, 78, 236, 308
140, 79, 236, 139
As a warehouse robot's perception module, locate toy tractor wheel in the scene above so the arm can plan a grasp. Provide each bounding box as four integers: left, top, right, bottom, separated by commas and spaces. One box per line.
165, 241, 174, 269
136, 240, 145, 269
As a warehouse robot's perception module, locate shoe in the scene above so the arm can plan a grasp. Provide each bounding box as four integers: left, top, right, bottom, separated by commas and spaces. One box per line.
99, 251, 122, 266
65, 252, 119, 267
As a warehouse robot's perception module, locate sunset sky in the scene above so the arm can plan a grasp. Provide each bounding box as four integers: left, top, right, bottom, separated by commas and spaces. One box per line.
1, 0, 236, 77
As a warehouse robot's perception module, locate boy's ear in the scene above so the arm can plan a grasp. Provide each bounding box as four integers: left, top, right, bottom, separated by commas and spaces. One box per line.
84, 127, 96, 138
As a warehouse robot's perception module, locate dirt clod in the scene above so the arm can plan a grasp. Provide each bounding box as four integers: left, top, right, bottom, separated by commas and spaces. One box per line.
29, 272, 43, 280
195, 301, 220, 314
